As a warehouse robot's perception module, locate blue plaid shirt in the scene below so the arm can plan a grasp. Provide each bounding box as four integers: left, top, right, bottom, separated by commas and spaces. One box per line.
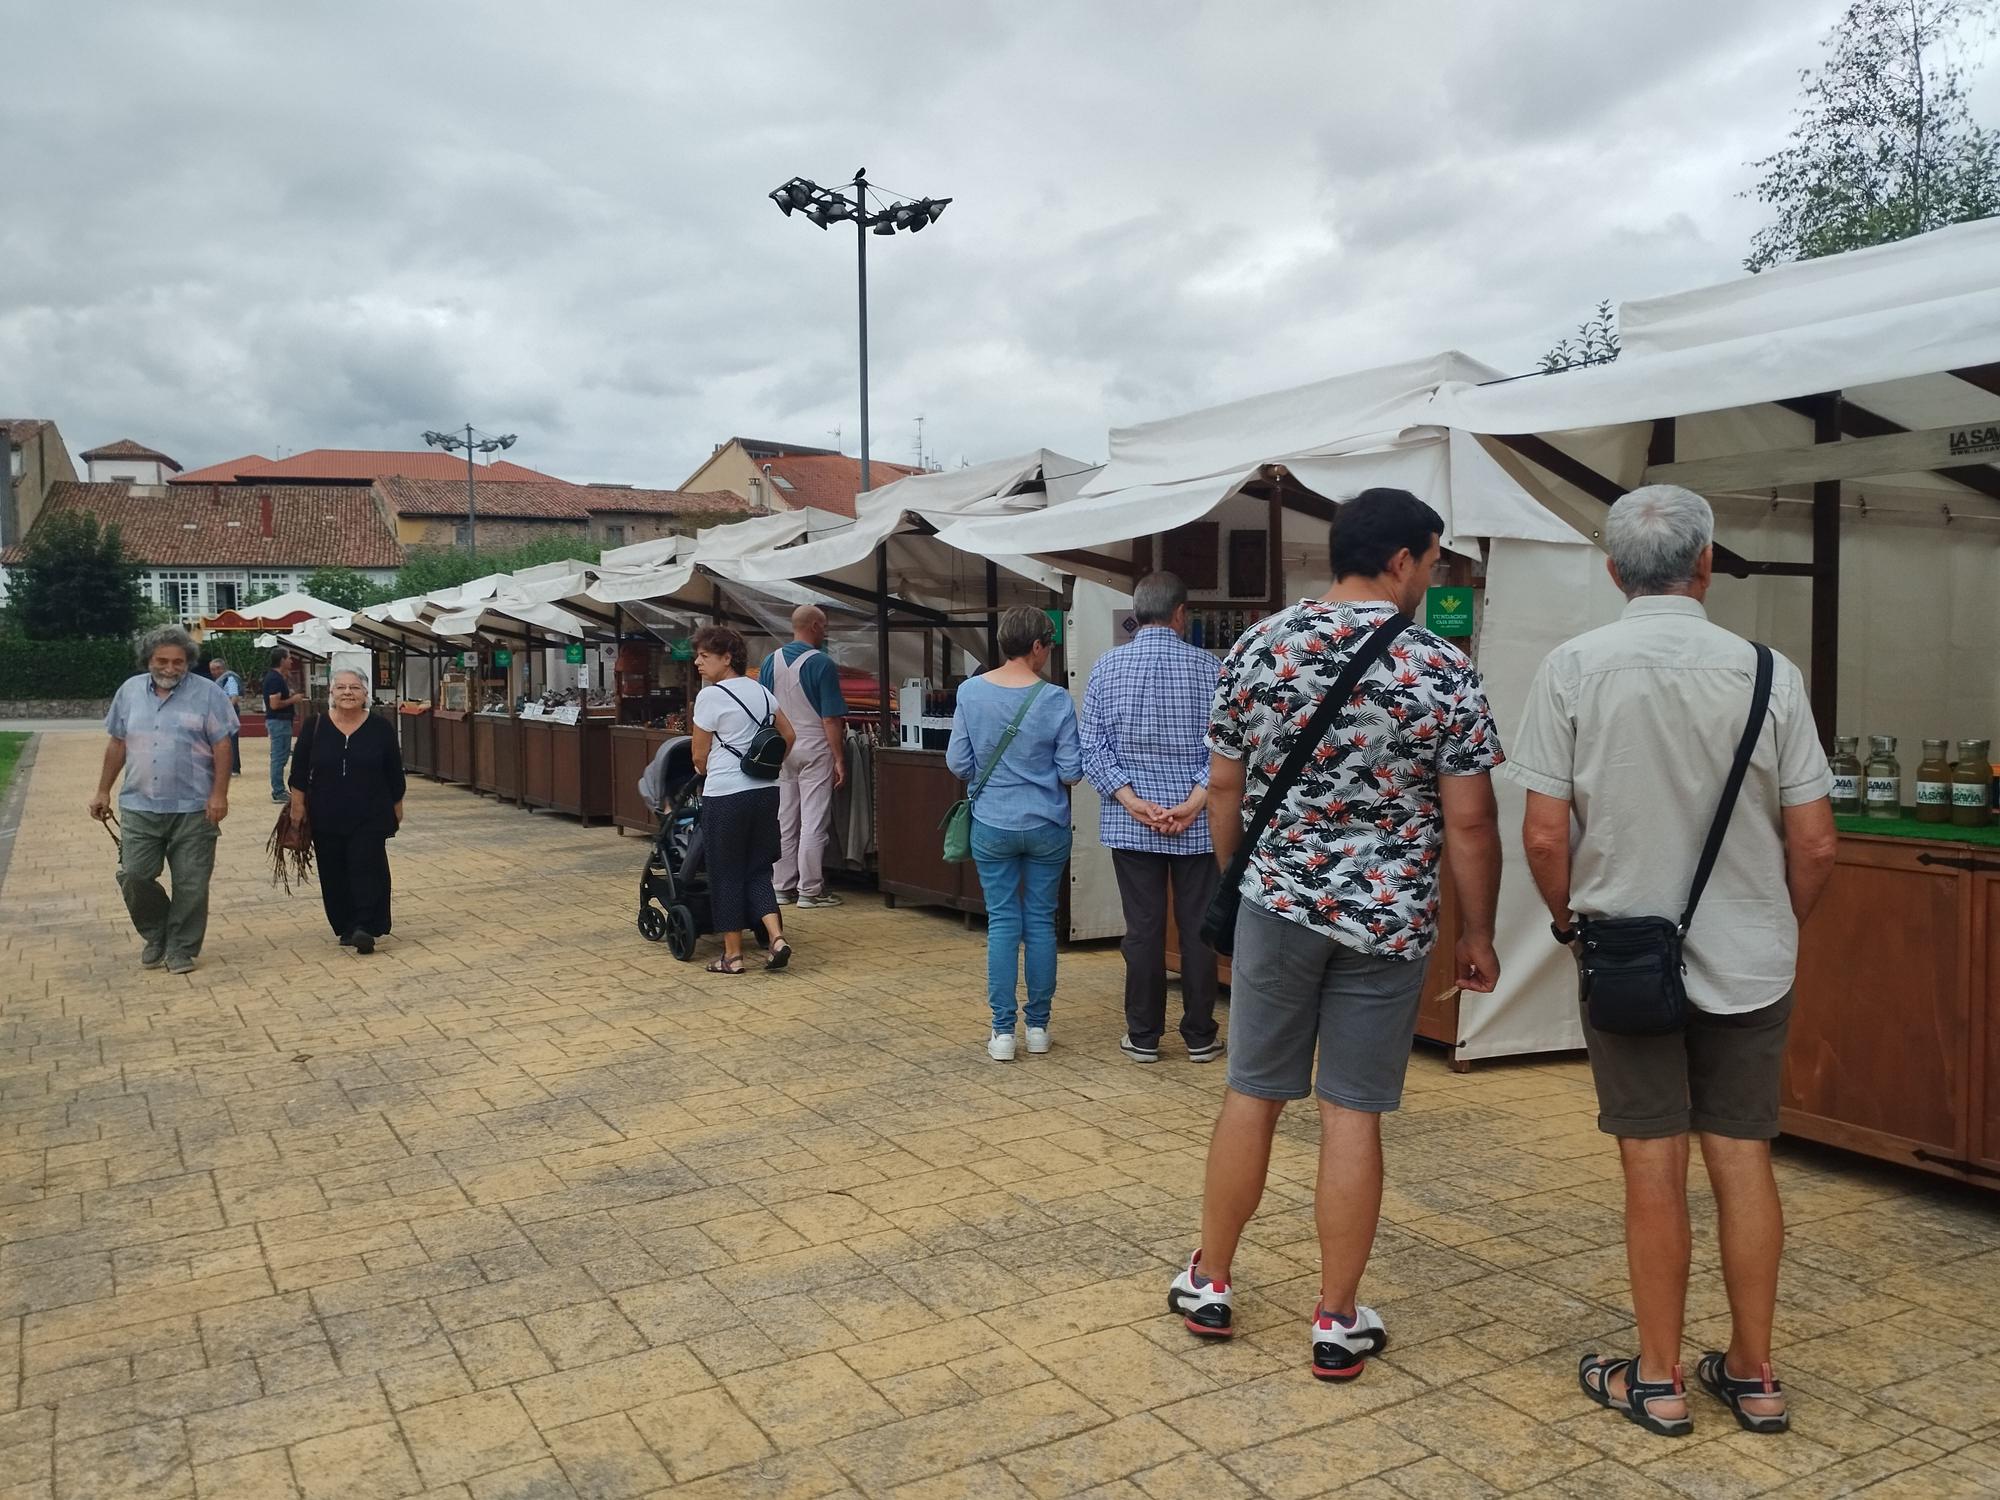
1081, 626, 1221, 854
103, 672, 239, 814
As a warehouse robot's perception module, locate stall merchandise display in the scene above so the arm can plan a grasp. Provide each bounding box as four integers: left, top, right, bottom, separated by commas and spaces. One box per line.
1827, 736, 1863, 815
1863, 736, 1901, 819
1916, 740, 1953, 824
1952, 739, 1993, 827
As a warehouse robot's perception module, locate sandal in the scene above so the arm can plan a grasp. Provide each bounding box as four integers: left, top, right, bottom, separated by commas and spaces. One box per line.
1697, 1351, 1789, 1433
704, 955, 745, 975
1578, 1353, 1693, 1438
765, 939, 792, 972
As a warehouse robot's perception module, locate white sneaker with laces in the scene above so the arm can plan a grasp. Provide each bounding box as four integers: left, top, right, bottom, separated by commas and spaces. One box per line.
1025, 1027, 1051, 1054
1309, 1303, 1388, 1380
987, 1032, 1016, 1062
796, 893, 844, 909
1167, 1249, 1234, 1337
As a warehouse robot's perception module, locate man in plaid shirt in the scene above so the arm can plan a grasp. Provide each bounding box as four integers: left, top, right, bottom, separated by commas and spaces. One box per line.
1082, 572, 1226, 1065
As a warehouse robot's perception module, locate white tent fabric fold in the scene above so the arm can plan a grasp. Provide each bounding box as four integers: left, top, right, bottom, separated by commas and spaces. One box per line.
234, 590, 347, 621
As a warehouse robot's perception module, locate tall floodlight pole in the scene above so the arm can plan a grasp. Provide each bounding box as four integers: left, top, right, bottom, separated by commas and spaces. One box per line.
769, 170, 951, 739
422, 424, 518, 561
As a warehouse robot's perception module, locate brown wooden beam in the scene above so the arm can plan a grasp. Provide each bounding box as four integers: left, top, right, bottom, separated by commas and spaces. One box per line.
1810, 393, 1841, 749
1045, 547, 1141, 579
1949, 363, 2000, 400
1647, 417, 1676, 468
1775, 394, 2000, 504
797, 571, 954, 627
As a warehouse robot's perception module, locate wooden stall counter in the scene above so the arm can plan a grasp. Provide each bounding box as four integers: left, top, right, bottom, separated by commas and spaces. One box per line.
518, 712, 614, 825
397, 703, 433, 777
433, 710, 472, 785
611, 725, 680, 834
1783, 818, 2000, 1188
876, 748, 985, 916
472, 712, 522, 804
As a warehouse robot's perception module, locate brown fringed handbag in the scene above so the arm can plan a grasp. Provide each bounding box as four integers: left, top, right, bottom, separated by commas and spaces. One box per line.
267, 719, 317, 892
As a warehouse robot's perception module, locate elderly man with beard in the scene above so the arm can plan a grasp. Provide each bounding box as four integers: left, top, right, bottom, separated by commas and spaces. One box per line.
89, 624, 239, 975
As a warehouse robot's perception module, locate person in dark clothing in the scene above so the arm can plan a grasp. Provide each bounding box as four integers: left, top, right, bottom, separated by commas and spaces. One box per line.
287, 668, 405, 954
263, 647, 307, 803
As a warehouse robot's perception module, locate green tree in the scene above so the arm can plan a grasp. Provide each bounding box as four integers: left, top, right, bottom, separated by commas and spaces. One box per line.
389, 537, 604, 600
1538, 299, 1621, 374
1746, 0, 2000, 271
3, 512, 147, 639
299, 568, 385, 612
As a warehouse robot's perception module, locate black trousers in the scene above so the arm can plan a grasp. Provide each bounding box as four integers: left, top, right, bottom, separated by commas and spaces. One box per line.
1112, 849, 1220, 1049
314, 829, 393, 939
701, 787, 780, 934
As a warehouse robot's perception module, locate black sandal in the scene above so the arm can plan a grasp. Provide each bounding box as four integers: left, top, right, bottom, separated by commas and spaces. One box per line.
765, 939, 792, 972
704, 955, 745, 975
1696, 1351, 1789, 1433
1579, 1353, 1693, 1438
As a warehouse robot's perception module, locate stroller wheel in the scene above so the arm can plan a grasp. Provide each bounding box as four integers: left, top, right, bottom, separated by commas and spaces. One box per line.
666, 905, 698, 961
637, 905, 668, 943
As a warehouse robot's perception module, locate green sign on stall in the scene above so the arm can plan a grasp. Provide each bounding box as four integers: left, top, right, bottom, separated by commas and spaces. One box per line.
1424, 586, 1475, 637
564, 643, 586, 664
1043, 608, 1065, 646
454, 652, 468, 668
493, 649, 513, 668
669, 639, 694, 662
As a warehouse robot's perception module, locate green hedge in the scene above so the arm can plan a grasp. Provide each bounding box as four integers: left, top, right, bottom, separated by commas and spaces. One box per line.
0, 637, 140, 698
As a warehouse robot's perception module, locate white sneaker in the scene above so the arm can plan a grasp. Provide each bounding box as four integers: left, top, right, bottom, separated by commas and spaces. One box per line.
775, 890, 797, 906
1310, 1303, 1388, 1381
987, 1032, 1017, 1062
1025, 1027, 1051, 1054
796, 893, 844, 909
1167, 1249, 1234, 1338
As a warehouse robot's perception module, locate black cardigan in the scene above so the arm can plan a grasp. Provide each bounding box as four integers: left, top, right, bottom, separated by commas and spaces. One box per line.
288, 713, 407, 837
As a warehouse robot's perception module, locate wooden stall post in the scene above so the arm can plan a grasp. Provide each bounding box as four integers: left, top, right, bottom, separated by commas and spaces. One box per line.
1811, 393, 1843, 748
984, 559, 999, 667
876, 543, 893, 744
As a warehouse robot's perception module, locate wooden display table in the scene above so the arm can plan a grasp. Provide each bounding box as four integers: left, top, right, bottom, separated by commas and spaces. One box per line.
610, 725, 678, 834
876, 748, 985, 916
433, 710, 472, 785
518, 715, 613, 824
1783, 819, 1999, 1187
398, 706, 433, 777
472, 714, 522, 804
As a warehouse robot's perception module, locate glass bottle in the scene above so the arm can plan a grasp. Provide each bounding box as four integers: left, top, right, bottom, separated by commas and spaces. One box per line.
1915, 739, 1953, 824
1863, 735, 1901, 819
1951, 739, 1993, 827
1827, 735, 1863, 816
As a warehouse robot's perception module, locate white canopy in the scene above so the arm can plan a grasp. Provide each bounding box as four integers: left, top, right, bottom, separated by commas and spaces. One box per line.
235, 590, 347, 621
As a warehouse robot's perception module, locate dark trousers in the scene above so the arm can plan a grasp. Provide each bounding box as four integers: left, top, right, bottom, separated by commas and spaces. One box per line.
701, 787, 780, 934
314, 829, 393, 939
1112, 849, 1220, 1049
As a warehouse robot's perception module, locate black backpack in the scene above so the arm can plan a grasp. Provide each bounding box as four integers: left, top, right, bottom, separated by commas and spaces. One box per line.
714, 681, 787, 781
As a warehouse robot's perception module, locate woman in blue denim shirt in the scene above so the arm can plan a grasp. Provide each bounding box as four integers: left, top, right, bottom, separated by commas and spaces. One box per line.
946, 606, 1083, 1061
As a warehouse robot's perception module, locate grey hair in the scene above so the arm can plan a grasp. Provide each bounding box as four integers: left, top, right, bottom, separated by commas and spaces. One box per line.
1131, 571, 1188, 626
331, 667, 368, 688
1605, 485, 1714, 596
135, 623, 196, 666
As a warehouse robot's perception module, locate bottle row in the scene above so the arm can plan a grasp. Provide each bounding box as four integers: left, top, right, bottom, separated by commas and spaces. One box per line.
1827, 735, 1996, 826
1186, 607, 1257, 652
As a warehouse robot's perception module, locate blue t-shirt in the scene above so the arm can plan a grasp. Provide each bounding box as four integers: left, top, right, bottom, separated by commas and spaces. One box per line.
945, 677, 1081, 832
261, 668, 293, 720
758, 642, 848, 719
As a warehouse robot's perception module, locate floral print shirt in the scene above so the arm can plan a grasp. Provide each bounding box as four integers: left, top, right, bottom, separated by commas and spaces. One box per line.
1207, 599, 1503, 960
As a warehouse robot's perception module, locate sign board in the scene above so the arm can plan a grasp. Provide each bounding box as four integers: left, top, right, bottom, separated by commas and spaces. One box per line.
520, 702, 544, 719
563, 643, 586, 664
669, 639, 694, 662
454, 652, 468, 668
492, 649, 513, 668
1043, 608, 1065, 646
551, 705, 581, 725
1425, 586, 1474, 637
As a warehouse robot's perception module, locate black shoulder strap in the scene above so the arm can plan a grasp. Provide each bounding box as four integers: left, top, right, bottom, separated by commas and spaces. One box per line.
1680, 642, 1773, 934
1224, 613, 1409, 885
712, 680, 772, 762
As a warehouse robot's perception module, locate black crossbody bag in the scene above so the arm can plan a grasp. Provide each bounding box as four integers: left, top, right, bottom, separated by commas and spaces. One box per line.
1200, 615, 1409, 958
1573, 642, 1773, 1036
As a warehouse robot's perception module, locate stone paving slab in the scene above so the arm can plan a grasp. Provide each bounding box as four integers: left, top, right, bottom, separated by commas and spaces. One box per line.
2, 729, 1997, 1498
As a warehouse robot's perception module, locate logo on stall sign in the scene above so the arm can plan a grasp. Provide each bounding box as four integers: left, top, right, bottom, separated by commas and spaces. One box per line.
1424, 586, 1474, 637
1948, 424, 2000, 458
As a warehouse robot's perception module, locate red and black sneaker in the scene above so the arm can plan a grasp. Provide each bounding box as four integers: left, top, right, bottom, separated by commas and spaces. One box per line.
1310, 1303, 1387, 1380
1167, 1249, 1234, 1338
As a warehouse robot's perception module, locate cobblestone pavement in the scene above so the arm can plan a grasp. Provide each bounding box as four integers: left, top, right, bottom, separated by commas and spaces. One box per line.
5, 730, 1999, 1499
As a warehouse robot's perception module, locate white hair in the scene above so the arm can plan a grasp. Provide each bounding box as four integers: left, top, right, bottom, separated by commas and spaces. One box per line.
331, 667, 368, 688
1605, 485, 1714, 596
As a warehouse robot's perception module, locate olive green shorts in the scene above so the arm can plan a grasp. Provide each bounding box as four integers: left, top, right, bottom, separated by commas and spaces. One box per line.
1580, 990, 1795, 1140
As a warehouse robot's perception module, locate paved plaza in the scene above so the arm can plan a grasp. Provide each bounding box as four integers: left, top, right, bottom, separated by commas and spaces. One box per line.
4, 729, 1999, 1500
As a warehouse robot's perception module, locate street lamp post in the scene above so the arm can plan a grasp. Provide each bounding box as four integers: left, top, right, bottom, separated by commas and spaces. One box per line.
769, 170, 950, 736
421, 424, 518, 561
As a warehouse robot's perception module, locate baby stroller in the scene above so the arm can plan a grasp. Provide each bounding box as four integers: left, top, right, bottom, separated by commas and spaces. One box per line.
635, 737, 766, 962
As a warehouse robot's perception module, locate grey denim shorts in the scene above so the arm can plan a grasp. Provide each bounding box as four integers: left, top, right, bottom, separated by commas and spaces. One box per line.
1224, 900, 1429, 1111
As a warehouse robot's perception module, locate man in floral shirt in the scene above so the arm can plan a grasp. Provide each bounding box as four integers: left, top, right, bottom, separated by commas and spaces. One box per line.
1168, 487, 1504, 1384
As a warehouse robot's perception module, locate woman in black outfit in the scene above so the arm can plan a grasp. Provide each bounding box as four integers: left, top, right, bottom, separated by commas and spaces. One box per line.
287, 668, 406, 954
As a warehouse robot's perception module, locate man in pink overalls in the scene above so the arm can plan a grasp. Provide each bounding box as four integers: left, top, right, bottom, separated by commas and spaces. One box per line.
760, 605, 849, 908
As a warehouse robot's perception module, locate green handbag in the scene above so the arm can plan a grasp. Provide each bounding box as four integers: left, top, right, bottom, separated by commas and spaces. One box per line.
941, 681, 1046, 863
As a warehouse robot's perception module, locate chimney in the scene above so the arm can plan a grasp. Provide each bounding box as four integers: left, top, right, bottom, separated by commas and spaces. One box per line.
259, 493, 274, 539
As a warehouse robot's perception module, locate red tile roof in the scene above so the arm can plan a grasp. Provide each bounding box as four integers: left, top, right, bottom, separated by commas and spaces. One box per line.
169, 449, 564, 485
752, 453, 926, 518
3, 482, 403, 569
80, 438, 182, 471
169, 454, 274, 484
378, 476, 755, 522
2, 419, 54, 445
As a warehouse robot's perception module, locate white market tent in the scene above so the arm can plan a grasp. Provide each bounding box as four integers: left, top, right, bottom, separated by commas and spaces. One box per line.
235, 590, 349, 622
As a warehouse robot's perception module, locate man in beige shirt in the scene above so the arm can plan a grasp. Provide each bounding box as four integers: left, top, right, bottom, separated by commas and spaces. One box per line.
1506, 485, 1837, 1440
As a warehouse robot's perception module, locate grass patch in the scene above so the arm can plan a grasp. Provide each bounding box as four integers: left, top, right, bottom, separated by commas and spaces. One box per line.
0, 732, 26, 802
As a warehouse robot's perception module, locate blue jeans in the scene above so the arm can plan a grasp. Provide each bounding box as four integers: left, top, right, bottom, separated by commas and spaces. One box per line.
970, 818, 1070, 1032
267, 717, 293, 800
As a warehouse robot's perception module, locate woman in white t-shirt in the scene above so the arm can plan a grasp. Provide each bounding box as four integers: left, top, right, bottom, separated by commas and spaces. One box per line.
690, 625, 797, 973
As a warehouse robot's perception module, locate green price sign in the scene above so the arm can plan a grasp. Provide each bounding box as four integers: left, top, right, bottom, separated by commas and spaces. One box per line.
669, 639, 694, 662
492, 649, 513, 668
1425, 586, 1474, 637
454, 652, 468, 668
1043, 608, 1065, 646
564, 643, 586, 664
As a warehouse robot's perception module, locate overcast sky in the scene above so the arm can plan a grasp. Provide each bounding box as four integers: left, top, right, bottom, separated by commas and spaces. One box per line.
4, 1, 1993, 488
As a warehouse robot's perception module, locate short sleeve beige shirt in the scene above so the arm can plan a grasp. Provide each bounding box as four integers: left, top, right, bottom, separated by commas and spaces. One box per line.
1503, 595, 1833, 1014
